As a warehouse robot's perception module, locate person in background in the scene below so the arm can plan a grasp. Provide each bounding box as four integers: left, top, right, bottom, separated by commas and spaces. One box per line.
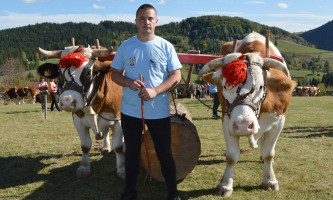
110, 4, 182, 200
49, 79, 62, 112
174, 87, 178, 99
196, 85, 201, 98
189, 83, 195, 99
210, 83, 221, 118
38, 76, 48, 112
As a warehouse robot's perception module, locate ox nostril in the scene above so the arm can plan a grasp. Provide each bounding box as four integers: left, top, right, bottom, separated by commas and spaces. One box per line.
248, 122, 254, 130
233, 122, 239, 131
71, 100, 77, 108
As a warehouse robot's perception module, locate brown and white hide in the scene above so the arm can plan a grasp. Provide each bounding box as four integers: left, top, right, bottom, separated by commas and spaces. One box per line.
5, 86, 36, 104
38, 46, 125, 179
198, 32, 296, 198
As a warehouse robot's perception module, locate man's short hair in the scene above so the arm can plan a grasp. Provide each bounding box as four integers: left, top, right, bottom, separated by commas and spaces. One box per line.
136, 4, 157, 17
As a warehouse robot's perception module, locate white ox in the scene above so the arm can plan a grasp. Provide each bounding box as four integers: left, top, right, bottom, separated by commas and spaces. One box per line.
39, 45, 125, 178
198, 32, 296, 197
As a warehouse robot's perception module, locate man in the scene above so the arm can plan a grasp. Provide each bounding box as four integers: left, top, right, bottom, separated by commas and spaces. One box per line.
48, 79, 62, 112
210, 83, 220, 118
38, 76, 48, 112
110, 4, 182, 200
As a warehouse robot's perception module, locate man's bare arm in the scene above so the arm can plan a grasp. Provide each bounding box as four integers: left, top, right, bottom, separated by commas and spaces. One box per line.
110, 67, 145, 91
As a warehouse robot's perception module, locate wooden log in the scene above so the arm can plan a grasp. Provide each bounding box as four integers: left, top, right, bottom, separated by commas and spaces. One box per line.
140, 103, 200, 182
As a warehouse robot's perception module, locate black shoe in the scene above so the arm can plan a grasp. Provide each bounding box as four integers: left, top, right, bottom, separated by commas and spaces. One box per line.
212, 114, 221, 118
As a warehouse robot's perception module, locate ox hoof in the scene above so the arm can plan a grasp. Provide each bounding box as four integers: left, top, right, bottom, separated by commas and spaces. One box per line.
76, 167, 91, 178
117, 172, 126, 180
263, 181, 279, 191
216, 186, 233, 198
95, 132, 103, 140
101, 148, 111, 155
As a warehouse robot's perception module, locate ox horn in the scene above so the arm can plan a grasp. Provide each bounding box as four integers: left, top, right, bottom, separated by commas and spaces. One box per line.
38, 47, 62, 58
197, 57, 224, 80
263, 58, 290, 77
91, 46, 113, 58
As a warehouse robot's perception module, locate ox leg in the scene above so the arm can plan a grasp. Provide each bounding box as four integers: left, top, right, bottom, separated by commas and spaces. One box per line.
111, 120, 125, 179
98, 118, 112, 155
260, 117, 285, 191
217, 127, 240, 197
73, 115, 92, 178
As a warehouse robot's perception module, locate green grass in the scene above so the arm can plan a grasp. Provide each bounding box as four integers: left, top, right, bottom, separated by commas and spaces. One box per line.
0, 96, 332, 200
277, 39, 333, 65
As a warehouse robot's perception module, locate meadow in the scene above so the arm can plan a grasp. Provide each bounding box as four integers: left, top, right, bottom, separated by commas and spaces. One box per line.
0, 96, 332, 200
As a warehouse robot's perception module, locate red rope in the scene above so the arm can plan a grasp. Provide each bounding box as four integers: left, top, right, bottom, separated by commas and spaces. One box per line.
140, 74, 152, 181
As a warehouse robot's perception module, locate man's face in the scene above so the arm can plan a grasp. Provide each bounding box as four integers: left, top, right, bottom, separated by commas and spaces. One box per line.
135, 8, 158, 36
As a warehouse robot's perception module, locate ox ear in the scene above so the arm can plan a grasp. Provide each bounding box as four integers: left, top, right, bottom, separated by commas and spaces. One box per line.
93, 60, 112, 73
201, 72, 221, 85
37, 63, 60, 79
38, 47, 62, 58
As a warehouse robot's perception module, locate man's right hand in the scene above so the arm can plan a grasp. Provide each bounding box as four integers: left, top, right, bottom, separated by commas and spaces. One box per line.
127, 79, 146, 91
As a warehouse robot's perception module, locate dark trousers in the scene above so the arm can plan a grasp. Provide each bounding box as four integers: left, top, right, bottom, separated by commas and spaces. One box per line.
212, 92, 220, 115
50, 92, 61, 111
121, 113, 178, 199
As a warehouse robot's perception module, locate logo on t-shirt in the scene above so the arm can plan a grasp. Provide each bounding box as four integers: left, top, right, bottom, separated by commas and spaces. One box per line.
129, 57, 135, 67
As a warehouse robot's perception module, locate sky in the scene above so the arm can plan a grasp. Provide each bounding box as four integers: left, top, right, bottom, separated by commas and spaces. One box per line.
1, 0, 332, 33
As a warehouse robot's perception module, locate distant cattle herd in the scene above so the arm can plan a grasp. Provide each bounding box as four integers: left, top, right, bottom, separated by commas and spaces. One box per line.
293, 85, 321, 96
1, 86, 52, 105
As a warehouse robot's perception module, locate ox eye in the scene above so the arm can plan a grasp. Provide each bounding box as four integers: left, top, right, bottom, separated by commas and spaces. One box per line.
259, 86, 264, 90
223, 86, 227, 89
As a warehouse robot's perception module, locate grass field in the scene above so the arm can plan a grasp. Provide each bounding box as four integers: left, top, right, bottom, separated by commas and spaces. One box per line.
0, 96, 332, 200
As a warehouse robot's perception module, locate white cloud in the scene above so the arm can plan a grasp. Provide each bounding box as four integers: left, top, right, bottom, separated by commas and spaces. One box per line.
193, 11, 243, 16
129, 0, 136, 2
157, 0, 166, 5
260, 20, 319, 32
22, 0, 36, 3
266, 13, 333, 21
247, 1, 265, 4
92, 4, 105, 10
277, 3, 288, 9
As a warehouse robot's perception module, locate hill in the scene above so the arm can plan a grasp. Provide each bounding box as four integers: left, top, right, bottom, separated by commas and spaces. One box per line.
0, 15, 309, 65
300, 20, 333, 51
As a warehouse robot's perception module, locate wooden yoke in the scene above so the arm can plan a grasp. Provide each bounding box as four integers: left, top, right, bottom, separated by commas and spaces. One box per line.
181, 50, 200, 98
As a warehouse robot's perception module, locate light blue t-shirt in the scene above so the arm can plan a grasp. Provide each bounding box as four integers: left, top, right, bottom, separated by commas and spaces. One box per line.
111, 36, 182, 119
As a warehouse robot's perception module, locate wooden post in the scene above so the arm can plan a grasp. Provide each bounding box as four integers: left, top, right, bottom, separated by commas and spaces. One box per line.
95, 39, 100, 49
232, 39, 238, 52
71, 37, 75, 46
265, 30, 270, 57
44, 94, 47, 120
182, 50, 200, 98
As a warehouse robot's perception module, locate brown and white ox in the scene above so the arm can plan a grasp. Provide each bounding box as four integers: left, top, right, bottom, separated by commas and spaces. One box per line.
198, 32, 296, 197
5, 86, 37, 104
38, 45, 125, 178
309, 86, 320, 96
